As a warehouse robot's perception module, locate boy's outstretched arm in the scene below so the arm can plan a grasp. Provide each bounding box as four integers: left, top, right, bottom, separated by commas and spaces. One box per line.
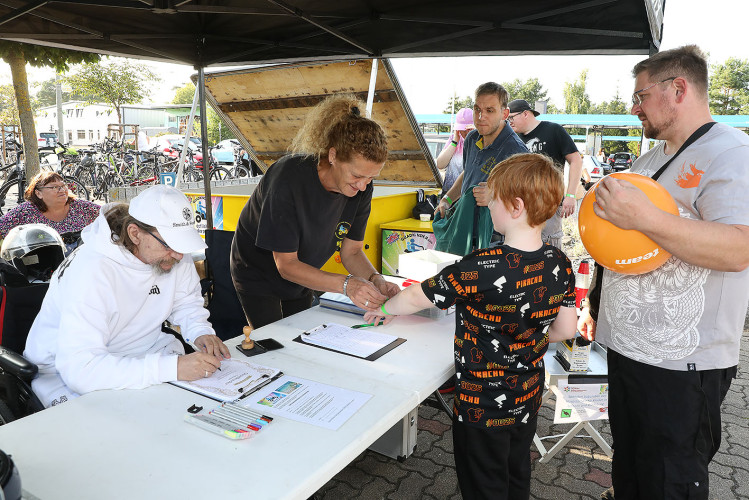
547, 306, 578, 343
363, 283, 436, 324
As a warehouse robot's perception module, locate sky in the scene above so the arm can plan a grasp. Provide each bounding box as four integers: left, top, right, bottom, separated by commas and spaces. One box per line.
3, 0, 749, 115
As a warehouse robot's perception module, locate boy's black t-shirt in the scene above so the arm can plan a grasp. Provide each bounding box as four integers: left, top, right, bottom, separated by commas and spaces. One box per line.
421, 244, 575, 429
230, 155, 372, 300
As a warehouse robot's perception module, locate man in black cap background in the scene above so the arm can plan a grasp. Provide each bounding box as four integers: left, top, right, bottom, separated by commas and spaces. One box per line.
507, 99, 583, 249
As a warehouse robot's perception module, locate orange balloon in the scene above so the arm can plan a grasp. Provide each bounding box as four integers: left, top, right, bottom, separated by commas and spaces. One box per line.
578, 173, 679, 275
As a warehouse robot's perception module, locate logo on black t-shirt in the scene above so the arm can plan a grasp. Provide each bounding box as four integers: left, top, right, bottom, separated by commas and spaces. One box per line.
335, 222, 351, 240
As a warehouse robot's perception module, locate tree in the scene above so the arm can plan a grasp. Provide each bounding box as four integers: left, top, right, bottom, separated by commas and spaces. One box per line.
591, 91, 628, 114
442, 93, 473, 114
32, 78, 87, 109
171, 82, 196, 106
0, 84, 19, 124
66, 59, 159, 128
0, 42, 99, 178
563, 70, 592, 114
171, 82, 235, 144
709, 57, 749, 115
501, 78, 549, 109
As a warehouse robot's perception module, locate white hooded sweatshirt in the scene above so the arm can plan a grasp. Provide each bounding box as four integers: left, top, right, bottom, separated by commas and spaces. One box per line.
24, 208, 215, 407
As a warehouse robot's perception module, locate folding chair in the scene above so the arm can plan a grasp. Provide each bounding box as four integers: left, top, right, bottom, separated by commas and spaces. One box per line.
202, 229, 248, 341
0, 283, 49, 424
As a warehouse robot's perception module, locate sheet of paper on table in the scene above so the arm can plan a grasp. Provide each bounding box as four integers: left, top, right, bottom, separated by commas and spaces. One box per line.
302, 322, 399, 359
239, 375, 372, 430
551, 379, 609, 424
171, 358, 282, 402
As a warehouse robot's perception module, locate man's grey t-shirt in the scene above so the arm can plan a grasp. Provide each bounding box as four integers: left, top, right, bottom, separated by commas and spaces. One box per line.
596, 123, 749, 371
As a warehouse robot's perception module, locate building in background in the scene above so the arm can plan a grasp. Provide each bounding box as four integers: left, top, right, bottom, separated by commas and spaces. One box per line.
35, 102, 199, 146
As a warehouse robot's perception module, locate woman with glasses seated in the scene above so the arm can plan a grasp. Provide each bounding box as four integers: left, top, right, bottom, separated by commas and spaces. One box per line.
0, 171, 100, 241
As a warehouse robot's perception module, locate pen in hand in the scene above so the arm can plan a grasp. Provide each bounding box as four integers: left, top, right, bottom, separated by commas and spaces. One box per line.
351, 322, 379, 329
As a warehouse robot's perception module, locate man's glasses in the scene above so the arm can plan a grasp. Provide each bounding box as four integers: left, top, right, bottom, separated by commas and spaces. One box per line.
143, 228, 173, 252
631, 77, 676, 106
507, 112, 524, 124
38, 184, 68, 193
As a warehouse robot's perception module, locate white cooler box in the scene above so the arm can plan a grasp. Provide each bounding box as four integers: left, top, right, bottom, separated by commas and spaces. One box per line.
368, 406, 418, 461
398, 249, 461, 282
398, 249, 461, 319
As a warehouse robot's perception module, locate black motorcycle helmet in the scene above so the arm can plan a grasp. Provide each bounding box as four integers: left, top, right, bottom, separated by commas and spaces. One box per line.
0, 224, 66, 281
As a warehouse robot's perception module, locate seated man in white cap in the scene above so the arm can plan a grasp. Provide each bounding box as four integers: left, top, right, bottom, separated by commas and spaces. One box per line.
25, 185, 230, 408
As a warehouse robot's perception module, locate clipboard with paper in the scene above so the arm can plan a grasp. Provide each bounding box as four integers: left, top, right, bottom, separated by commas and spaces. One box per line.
171, 358, 283, 402
293, 323, 406, 361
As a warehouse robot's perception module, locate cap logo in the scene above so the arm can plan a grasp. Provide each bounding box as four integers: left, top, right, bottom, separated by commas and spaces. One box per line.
182, 207, 192, 221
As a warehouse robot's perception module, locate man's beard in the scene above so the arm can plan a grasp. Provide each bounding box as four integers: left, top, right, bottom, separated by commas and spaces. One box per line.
641, 97, 675, 140
152, 257, 180, 275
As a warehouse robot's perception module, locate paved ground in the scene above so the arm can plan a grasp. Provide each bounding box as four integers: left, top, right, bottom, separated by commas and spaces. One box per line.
316, 328, 749, 499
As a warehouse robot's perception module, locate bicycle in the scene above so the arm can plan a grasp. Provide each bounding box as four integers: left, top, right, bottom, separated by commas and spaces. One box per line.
166, 144, 230, 182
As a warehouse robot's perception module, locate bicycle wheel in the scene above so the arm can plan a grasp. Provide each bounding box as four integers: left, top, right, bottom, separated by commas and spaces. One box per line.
74, 166, 96, 190
133, 166, 159, 186
186, 168, 202, 183
63, 176, 90, 201
209, 166, 231, 181
233, 165, 250, 178
0, 178, 22, 216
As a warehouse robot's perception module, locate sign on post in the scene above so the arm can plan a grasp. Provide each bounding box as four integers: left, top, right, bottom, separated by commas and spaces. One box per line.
160, 172, 177, 187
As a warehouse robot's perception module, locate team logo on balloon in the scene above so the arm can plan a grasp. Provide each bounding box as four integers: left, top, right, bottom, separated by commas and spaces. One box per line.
578, 173, 678, 275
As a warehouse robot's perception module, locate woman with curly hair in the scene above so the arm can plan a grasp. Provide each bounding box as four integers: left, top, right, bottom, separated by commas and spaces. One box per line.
230, 94, 399, 329
0, 171, 99, 240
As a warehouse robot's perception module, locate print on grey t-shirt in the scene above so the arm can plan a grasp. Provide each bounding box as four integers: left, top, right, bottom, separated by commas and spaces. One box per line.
596, 123, 749, 371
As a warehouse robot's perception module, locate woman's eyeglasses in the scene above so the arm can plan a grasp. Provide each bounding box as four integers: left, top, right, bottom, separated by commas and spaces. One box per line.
38, 184, 68, 193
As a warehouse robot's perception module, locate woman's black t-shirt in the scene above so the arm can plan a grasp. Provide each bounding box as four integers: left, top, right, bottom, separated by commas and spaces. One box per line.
230, 155, 372, 300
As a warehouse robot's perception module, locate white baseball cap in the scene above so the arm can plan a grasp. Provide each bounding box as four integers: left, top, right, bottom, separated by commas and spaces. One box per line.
128, 185, 207, 254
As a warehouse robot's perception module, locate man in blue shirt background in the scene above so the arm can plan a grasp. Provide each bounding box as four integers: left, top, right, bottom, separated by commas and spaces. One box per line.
436, 82, 528, 218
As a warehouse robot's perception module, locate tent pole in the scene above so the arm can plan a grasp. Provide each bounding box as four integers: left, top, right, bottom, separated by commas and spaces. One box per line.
198, 66, 213, 230
365, 58, 378, 116
176, 88, 199, 189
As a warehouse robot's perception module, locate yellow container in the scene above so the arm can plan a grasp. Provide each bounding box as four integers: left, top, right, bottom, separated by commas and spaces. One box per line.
184, 192, 249, 234
321, 188, 439, 274
185, 187, 439, 276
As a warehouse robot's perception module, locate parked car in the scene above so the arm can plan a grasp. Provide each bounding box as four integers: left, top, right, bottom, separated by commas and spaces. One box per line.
38, 132, 57, 149
583, 155, 606, 182
610, 152, 637, 171
423, 133, 448, 159
211, 139, 237, 167
151, 134, 203, 164
216, 138, 262, 176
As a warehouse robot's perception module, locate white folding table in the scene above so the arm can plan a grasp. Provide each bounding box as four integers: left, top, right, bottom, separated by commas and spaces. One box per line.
534, 341, 613, 463
0, 305, 455, 500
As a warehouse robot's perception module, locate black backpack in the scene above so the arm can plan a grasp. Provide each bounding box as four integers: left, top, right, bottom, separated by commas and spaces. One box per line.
0, 259, 29, 288
412, 189, 438, 220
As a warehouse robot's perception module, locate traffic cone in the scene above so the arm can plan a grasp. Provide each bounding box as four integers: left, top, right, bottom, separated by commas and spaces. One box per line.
575, 260, 591, 309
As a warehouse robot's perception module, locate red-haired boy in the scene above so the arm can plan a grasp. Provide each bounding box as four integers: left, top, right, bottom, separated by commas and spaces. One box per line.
365, 153, 578, 500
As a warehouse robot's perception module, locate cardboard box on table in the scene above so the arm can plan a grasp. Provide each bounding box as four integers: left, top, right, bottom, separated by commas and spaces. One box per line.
397, 249, 460, 320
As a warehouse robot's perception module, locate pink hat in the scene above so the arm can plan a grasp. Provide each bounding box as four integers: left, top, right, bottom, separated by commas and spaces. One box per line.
454, 108, 474, 131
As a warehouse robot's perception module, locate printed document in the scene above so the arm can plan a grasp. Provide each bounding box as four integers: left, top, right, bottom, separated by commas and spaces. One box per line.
239, 375, 372, 430
302, 323, 398, 358
551, 379, 609, 424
